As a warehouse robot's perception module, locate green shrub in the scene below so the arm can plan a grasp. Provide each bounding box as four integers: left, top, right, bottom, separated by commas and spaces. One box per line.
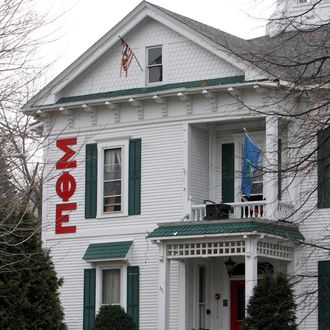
93, 305, 136, 330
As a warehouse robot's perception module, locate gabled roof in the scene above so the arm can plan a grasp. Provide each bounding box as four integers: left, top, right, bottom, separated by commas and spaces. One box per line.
157, 1, 330, 84
245, 23, 330, 83
22, 1, 258, 111
150, 2, 248, 52
24, 1, 330, 111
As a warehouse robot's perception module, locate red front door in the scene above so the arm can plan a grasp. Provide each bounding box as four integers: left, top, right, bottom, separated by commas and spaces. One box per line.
230, 280, 245, 330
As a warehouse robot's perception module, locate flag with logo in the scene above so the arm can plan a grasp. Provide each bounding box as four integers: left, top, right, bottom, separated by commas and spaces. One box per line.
120, 38, 134, 77
241, 133, 261, 197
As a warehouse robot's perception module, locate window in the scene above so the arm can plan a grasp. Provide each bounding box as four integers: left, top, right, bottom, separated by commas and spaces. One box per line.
97, 140, 128, 217
318, 127, 330, 208
318, 260, 330, 329
103, 149, 122, 213
102, 269, 121, 305
198, 267, 206, 329
83, 265, 139, 328
218, 134, 265, 205
147, 46, 162, 83
85, 138, 141, 218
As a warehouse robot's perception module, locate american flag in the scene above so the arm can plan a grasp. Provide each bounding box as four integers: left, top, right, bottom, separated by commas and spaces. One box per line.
121, 38, 134, 77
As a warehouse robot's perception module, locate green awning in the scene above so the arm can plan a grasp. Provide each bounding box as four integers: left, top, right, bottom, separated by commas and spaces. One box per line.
83, 241, 133, 262
148, 220, 304, 241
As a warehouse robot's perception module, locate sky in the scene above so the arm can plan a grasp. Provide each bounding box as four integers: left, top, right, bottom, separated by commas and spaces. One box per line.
34, 0, 276, 84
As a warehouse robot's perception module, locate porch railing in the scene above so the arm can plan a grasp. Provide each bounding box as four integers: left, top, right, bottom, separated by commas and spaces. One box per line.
187, 200, 294, 222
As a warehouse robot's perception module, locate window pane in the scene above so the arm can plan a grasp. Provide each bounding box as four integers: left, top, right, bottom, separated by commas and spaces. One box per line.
102, 269, 121, 305
104, 181, 121, 196
149, 66, 162, 83
251, 182, 263, 195
104, 197, 121, 212
104, 163, 121, 180
104, 148, 121, 165
148, 47, 162, 65
237, 285, 245, 320
103, 148, 122, 212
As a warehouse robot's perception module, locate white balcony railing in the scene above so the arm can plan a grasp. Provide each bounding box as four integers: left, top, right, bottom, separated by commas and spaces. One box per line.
187, 200, 294, 222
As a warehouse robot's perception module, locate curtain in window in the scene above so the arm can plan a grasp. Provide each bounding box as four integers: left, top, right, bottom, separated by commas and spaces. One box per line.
104, 149, 121, 180
104, 149, 122, 212
102, 269, 121, 304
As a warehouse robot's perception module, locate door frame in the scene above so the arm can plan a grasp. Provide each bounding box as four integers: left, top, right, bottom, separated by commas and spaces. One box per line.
193, 262, 211, 330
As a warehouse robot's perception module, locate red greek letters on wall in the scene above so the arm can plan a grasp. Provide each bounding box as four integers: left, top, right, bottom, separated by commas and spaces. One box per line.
55, 138, 77, 234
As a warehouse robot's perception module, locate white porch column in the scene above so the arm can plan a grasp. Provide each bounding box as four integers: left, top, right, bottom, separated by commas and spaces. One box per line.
158, 242, 170, 330
178, 260, 186, 330
265, 115, 279, 220
245, 236, 258, 309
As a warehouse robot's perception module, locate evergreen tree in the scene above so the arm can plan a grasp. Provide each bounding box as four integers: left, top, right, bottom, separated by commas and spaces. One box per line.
242, 273, 297, 330
0, 209, 66, 330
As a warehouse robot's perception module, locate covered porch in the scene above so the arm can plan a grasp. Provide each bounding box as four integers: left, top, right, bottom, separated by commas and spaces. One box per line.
148, 220, 303, 330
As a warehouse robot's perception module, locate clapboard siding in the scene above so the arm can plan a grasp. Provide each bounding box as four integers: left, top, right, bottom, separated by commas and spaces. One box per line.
287, 124, 330, 329
46, 234, 159, 330
42, 121, 185, 329
43, 123, 184, 239
190, 126, 209, 203
43, 108, 330, 330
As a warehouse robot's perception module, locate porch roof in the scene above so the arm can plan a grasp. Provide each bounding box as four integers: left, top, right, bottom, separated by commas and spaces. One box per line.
148, 219, 304, 241
83, 240, 133, 262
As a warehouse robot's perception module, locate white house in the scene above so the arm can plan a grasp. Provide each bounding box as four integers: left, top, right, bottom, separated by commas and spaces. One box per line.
23, 1, 330, 329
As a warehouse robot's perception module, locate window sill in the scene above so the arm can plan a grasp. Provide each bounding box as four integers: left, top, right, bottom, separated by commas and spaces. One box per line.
146, 80, 163, 86
96, 212, 129, 219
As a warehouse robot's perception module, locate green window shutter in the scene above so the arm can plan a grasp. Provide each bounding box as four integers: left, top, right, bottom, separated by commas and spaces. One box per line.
127, 266, 139, 330
83, 268, 96, 330
318, 260, 330, 329
129, 139, 141, 215
278, 138, 282, 201
318, 128, 330, 208
85, 144, 97, 218
222, 143, 235, 203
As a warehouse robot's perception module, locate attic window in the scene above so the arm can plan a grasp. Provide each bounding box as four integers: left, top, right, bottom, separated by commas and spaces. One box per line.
147, 46, 162, 83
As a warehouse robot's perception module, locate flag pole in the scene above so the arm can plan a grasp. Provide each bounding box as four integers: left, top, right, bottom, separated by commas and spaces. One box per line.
118, 36, 143, 72
243, 127, 260, 149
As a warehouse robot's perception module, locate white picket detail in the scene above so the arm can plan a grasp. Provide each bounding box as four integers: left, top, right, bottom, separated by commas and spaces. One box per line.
188, 201, 293, 222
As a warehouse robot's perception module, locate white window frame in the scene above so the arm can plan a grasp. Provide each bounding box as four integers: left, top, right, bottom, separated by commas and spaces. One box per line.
97, 140, 129, 218
95, 263, 127, 313
146, 45, 163, 85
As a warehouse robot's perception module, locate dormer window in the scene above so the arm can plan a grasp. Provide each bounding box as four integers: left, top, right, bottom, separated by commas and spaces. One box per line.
147, 46, 162, 83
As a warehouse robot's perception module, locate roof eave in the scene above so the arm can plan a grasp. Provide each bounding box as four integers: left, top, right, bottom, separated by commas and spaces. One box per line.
84, 257, 128, 263
23, 79, 282, 115
148, 231, 302, 243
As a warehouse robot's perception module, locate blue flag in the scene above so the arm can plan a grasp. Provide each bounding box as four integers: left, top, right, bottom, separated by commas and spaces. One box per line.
241, 134, 261, 197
